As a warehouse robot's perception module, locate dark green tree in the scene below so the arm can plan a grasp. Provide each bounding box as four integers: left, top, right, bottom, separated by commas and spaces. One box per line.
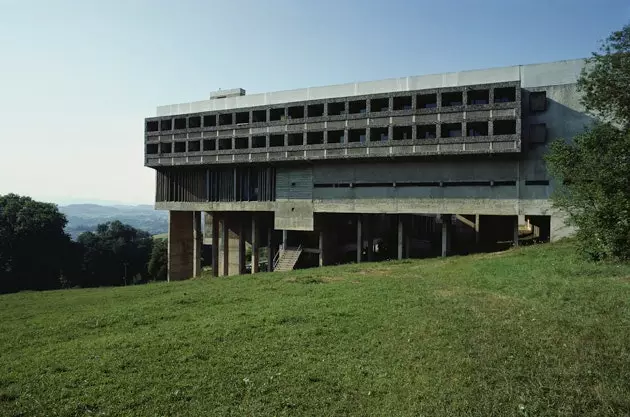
148, 238, 168, 281
546, 23, 630, 260
0, 194, 71, 293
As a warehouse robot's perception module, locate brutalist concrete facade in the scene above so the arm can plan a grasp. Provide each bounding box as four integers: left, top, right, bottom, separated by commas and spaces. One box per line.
146, 59, 591, 281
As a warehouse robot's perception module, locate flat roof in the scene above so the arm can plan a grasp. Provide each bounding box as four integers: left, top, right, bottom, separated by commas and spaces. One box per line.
156, 59, 586, 117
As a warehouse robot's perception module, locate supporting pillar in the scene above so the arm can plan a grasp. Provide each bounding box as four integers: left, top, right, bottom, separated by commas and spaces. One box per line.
475, 214, 480, 246
282, 229, 288, 251
238, 219, 246, 274
397, 215, 403, 260
366, 215, 373, 262
356, 215, 362, 263
319, 230, 324, 267
211, 213, 219, 277
267, 226, 274, 272
251, 215, 259, 274
192, 211, 202, 277
441, 215, 451, 257
167, 211, 194, 281
221, 217, 229, 276
513, 215, 519, 247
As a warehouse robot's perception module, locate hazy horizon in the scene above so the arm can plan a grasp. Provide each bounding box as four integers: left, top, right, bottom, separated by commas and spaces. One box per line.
1, 0, 628, 204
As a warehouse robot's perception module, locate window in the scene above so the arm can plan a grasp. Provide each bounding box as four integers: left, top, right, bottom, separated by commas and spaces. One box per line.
417, 93, 437, 109
349, 100, 367, 114
288, 133, 303, 146
328, 102, 345, 116
218, 138, 232, 150
370, 98, 389, 112
288, 105, 305, 119
307, 131, 324, 145
146, 121, 159, 132
417, 124, 436, 139
160, 142, 172, 153
235, 111, 249, 124
495, 87, 516, 103
146, 143, 158, 154
308, 103, 324, 117
467, 89, 489, 105
235, 137, 249, 149
529, 91, 547, 112
252, 110, 267, 123
252, 136, 266, 148
270, 134, 285, 147
218, 113, 233, 126
327, 130, 344, 144
348, 129, 366, 143
393, 96, 412, 110
160, 119, 172, 131
370, 127, 388, 142
174, 118, 186, 129
442, 92, 463, 107
393, 126, 412, 140
203, 115, 216, 127
202, 139, 216, 151
270, 108, 285, 121
467, 121, 488, 136
174, 142, 186, 153
494, 119, 516, 135
442, 123, 462, 137
187, 140, 201, 152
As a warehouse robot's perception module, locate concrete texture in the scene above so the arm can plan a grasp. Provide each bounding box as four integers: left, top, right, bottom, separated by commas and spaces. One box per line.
167, 211, 196, 281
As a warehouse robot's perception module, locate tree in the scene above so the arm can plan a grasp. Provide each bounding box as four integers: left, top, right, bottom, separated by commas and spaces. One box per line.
77, 221, 153, 287
148, 238, 168, 281
546, 23, 630, 260
0, 194, 71, 293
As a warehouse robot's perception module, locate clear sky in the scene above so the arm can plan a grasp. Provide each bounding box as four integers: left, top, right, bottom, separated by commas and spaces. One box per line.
1, 0, 628, 205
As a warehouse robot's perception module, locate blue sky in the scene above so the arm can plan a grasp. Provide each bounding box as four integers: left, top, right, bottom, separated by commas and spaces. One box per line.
0, 0, 628, 204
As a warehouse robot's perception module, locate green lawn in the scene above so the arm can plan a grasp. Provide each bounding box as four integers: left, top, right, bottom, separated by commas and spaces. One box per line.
2, 241, 630, 416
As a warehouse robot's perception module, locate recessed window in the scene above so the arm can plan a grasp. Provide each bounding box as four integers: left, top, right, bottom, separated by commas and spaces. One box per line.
174, 141, 186, 153
146, 143, 158, 154
529, 91, 547, 112
188, 116, 201, 129
307, 131, 324, 145
393, 96, 412, 110
202, 139, 216, 151
442, 123, 462, 137
235, 137, 248, 149
495, 87, 516, 103
417, 93, 437, 109
417, 124, 436, 139
218, 113, 233, 126
328, 102, 345, 116
370, 127, 388, 142
288, 133, 303, 146
160, 119, 172, 131
235, 111, 249, 124
308, 103, 324, 117
270, 108, 285, 121
252, 110, 267, 123
203, 115, 216, 127
494, 119, 516, 135
160, 142, 172, 153
174, 118, 186, 130
467, 121, 488, 136
188, 140, 201, 152
442, 92, 463, 107
370, 98, 389, 113
252, 136, 266, 148
349, 100, 367, 114
393, 126, 412, 140
327, 130, 344, 144
288, 105, 304, 119
218, 138, 232, 150
348, 128, 366, 143
146, 121, 159, 132
467, 89, 489, 105
270, 134, 285, 147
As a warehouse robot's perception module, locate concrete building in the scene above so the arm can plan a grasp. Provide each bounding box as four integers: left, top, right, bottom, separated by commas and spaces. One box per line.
144, 59, 591, 281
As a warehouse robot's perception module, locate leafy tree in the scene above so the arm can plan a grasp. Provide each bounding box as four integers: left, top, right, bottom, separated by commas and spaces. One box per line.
0, 194, 71, 293
546, 23, 630, 260
148, 238, 168, 281
77, 221, 153, 287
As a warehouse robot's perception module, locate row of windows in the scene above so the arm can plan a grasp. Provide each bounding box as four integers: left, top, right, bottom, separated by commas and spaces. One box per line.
146, 120, 517, 154
146, 87, 518, 132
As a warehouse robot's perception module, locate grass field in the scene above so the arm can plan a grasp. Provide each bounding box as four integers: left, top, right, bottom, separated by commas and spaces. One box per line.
2, 241, 630, 416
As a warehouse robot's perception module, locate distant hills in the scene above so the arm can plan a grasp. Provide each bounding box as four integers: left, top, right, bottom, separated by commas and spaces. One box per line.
59, 204, 168, 239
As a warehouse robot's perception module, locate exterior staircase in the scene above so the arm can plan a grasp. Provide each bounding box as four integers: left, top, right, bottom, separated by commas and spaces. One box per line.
273, 246, 302, 272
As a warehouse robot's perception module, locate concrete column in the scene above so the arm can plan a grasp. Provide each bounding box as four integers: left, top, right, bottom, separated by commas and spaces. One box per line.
405, 234, 411, 258
441, 215, 451, 257
397, 215, 403, 260
238, 219, 246, 274
366, 215, 373, 262
211, 213, 219, 277
167, 211, 194, 281
221, 217, 229, 276
193, 211, 202, 277
356, 215, 362, 263
251, 215, 259, 274
282, 230, 288, 250
475, 214, 480, 246
319, 230, 324, 267
513, 215, 519, 247
267, 226, 274, 272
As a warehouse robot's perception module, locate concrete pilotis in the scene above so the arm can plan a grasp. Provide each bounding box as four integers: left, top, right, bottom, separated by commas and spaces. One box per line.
513, 215, 519, 247
211, 213, 219, 277
167, 211, 194, 281
282, 230, 288, 251
366, 215, 373, 262
475, 214, 480, 246
192, 211, 202, 278
441, 215, 451, 257
319, 230, 324, 267
267, 227, 274, 272
356, 215, 362, 263
252, 215, 259, 274
238, 220, 246, 274
221, 217, 229, 276
397, 215, 404, 260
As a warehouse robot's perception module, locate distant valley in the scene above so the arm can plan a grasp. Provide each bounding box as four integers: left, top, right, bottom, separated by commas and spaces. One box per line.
59, 204, 168, 239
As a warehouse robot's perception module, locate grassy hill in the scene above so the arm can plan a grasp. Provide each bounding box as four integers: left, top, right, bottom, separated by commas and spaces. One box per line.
2, 241, 630, 416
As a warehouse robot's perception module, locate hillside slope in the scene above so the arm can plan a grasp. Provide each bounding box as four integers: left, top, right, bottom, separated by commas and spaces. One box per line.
1, 241, 630, 416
